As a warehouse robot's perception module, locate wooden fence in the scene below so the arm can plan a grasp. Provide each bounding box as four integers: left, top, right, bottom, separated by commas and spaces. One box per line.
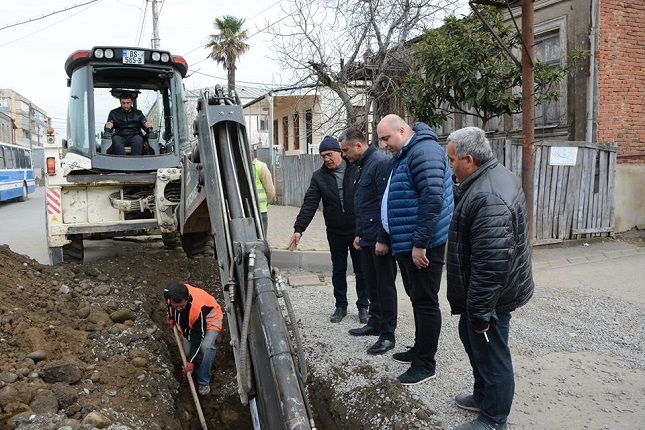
275, 139, 617, 244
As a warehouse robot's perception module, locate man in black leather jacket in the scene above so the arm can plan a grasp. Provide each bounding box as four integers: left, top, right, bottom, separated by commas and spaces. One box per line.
104, 93, 151, 155
445, 127, 534, 430
287, 136, 367, 324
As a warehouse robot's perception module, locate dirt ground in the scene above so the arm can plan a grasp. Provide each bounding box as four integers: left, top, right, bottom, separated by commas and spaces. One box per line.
1, 229, 643, 429
0, 241, 253, 430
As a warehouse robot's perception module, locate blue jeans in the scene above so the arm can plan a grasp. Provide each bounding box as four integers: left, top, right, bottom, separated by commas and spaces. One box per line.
458, 311, 514, 426
326, 231, 368, 309
396, 244, 445, 372
182, 329, 219, 386
361, 246, 397, 341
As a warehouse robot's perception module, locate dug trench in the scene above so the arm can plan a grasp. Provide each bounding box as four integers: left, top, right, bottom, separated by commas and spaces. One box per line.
2, 241, 428, 430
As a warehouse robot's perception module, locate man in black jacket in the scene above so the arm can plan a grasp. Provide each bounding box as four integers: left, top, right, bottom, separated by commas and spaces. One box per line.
104, 93, 152, 155
287, 136, 367, 323
339, 128, 397, 355
445, 127, 534, 430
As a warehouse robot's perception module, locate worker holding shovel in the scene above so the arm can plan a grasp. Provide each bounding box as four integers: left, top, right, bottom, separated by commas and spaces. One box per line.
164, 282, 223, 397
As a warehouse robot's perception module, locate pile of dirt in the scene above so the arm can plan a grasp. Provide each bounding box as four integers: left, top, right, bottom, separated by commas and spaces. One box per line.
0, 243, 250, 430
0, 240, 434, 430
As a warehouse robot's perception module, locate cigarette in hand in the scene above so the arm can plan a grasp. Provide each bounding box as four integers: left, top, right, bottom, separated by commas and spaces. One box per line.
483, 332, 489, 343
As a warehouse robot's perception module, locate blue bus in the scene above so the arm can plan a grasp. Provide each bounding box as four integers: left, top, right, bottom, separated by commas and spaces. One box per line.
0, 142, 36, 202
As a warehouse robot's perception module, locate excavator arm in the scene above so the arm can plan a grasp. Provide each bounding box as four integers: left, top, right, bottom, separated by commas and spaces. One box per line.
179, 87, 315, 430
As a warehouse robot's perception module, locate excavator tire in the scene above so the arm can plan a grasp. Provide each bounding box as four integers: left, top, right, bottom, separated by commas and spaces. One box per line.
161, 232, 182, 249
180, 232, 215, 259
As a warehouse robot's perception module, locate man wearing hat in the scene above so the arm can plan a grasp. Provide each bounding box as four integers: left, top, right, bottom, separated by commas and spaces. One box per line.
164, 282, 223, 396
287, 136, 368, 324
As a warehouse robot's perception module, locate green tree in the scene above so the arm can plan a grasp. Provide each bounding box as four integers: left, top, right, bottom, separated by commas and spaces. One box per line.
403, 7, 586, 129
206, 15, 250, 95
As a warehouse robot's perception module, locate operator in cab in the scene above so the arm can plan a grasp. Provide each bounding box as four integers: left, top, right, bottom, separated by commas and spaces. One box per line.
104, 93, 152, 155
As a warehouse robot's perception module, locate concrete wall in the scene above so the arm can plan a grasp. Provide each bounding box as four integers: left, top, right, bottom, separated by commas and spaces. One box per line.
614, 164, 645, 232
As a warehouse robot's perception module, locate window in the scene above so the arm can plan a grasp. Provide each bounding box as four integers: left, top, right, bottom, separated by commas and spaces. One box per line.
305, 109, 313, 150
258, 115, 269, 131
534, 31, 562, 127
282, 116, 288, 151
511, 18, 567, 131
273, 119, 278, 150
293, 113, 300, 150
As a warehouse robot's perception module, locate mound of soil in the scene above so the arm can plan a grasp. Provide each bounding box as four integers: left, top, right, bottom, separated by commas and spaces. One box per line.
0, 242, 250, 430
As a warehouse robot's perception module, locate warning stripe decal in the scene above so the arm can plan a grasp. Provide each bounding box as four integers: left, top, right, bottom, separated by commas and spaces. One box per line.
47, 189, 61, 215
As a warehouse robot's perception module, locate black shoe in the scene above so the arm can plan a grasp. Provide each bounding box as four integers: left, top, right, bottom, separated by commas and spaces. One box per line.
367, 339, 395, 355
330, 307, 347, 323
397, 365, 436, 386
392, 345, 417, 364
348, 325, 379, 336
455, 393, 480, 412
358, 308, 369, 324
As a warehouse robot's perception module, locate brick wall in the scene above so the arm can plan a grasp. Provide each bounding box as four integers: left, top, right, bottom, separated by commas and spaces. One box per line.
597, 0, 645, 163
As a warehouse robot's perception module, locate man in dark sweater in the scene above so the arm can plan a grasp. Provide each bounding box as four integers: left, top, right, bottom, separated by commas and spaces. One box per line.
287, 136, 367, 324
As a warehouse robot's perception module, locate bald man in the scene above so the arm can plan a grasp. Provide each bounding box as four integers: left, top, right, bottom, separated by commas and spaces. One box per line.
377, 114, 454, 385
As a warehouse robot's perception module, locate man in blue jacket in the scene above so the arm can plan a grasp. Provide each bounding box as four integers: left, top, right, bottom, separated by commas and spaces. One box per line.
339, 128, 398, 355
287, 136, 368, 324
377, 114, 454, 385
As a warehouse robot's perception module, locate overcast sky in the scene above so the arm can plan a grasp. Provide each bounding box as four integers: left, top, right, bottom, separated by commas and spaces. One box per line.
0, 0, 287, 133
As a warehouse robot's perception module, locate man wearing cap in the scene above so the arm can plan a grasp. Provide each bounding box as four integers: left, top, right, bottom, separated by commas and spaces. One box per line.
287, 136, 368, 324
164, 282, 223, 396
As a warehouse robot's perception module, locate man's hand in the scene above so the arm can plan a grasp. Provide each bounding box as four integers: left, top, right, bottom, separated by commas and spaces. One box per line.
353, 236, 361, 250
143, 120, 152, 130
167, 319, 175, 329
182, 362, 195, 377
287, 232, 301, 251
105, 120, 113, 130
412, 246, 429, 269
375, 242, 388, 256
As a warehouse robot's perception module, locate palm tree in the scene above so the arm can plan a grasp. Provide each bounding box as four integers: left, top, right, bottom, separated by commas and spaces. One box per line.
206, 15, 250, 95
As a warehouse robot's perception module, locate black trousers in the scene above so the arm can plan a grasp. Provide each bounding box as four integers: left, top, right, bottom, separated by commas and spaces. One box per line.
361, 246, 397, 341
396, 243, 445, 372
111, 134, 144, 155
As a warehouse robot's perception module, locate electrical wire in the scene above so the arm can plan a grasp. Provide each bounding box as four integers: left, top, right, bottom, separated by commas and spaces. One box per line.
0, 0, 99, 31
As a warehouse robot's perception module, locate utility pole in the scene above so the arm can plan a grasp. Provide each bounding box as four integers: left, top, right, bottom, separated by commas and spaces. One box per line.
521, 0, 535, 244
151, 0, 160, 49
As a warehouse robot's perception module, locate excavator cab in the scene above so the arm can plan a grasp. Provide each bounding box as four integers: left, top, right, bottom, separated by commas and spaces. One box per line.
64, 47, 189, 172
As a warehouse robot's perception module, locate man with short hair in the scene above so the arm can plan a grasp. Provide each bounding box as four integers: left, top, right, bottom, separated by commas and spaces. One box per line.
105, 93, 152, 155
377, 114, 454, 385
164, 282, 223, 397
339, 128, 398, 355
287, 135, 368, 324
445, 127, 534, 430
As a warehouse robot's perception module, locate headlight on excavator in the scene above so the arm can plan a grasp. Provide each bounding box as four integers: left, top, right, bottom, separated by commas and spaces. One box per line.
94, 48, 104, 58
160, 53, 170, 62
104, 49, 114, 59
152, 52, 161, 61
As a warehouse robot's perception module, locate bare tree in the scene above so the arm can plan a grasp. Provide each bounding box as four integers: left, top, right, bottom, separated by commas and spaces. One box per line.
266, 0, 463, 137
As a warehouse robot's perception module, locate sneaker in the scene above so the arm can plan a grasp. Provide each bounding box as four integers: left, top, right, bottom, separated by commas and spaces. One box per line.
358, 308, 369, 324
330, 307, 347, 323
392, 345, 417, 364
198, 384, 210, 396
397, 365, 436, 386
452, 418, 509, 430
455, 393, 480, 412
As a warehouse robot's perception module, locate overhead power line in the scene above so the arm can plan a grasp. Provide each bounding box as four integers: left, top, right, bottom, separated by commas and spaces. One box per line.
0, 0, 100, 31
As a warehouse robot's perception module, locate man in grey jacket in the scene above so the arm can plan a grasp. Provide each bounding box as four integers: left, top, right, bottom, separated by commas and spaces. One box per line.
445, 127, 534, 430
